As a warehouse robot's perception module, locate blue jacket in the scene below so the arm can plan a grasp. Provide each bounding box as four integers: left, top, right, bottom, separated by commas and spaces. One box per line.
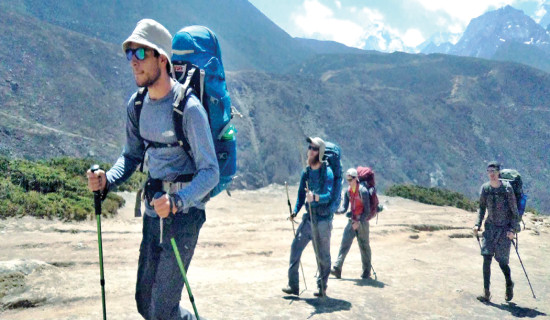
294, 163, 334, 220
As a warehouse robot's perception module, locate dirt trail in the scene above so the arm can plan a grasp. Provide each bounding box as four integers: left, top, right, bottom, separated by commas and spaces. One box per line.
1, 185, 548, 319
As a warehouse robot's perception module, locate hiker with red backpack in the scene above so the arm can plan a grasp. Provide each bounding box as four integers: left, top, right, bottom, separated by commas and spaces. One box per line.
473, 161, 520, 303
87, 19, 223, 320
282, 137, 336, 298
331, 168, 375, 280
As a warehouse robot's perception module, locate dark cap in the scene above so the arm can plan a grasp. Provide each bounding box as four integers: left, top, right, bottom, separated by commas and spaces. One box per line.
487, 161, 501, 170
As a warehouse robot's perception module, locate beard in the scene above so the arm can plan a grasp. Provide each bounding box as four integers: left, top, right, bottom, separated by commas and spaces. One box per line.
135, 66, 162, 88
307, 154, 320, 167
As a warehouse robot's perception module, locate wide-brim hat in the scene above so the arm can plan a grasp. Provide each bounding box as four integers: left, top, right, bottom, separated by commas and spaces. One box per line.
122, 19, 173, 74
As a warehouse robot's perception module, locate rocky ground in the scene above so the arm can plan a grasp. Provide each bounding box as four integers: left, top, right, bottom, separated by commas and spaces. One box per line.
0, 185, 549, 319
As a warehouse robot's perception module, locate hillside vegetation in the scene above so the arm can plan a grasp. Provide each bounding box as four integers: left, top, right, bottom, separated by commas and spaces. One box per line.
386, 184, 478, 212
0, 157, 144, 221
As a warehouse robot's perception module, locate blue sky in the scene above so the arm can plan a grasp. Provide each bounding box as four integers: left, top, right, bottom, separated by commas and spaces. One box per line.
248, 0, 549, 51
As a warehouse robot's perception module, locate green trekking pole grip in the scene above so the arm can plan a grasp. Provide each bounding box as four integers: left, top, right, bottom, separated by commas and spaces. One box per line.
171, 238, 200, 320
90, 164, 107, 320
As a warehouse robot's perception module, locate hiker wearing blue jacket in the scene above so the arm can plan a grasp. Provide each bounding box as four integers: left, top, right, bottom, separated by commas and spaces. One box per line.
282, 137, 334, 297
87, 19, 218, 320
473, 161, 520, 303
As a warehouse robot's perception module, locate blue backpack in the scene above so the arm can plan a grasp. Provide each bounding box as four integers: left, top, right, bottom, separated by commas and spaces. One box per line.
324, 142, 343, 213
171, 25, 237, 197
499, 169, 528, 217
133, 26, 237, 198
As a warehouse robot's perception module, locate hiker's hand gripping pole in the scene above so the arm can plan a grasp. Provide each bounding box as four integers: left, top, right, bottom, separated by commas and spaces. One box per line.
473, 226, 482, 250
90, 165, 107, 320
285, 182, 307, 292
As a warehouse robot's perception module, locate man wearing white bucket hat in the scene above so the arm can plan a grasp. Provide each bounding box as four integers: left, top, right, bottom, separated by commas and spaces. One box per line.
87, 19, 218, 319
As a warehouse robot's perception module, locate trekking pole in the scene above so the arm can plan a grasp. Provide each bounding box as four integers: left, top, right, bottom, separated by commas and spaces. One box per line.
305, 181, 326, 297
171, 239, 200, 319
285, 182, 307, 291
90, 165, 107, 320
475, 227, 482, 250
354, 228, 377, 279
154, 193, 200, 319
511, 239, 536, 299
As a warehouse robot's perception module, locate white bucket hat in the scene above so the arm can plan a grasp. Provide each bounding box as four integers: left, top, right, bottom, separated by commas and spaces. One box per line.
122, 19, 173, 73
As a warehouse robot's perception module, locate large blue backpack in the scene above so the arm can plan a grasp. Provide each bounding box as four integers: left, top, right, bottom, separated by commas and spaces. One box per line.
133, 26, 236, 198
305, 142, 343, 213
499, 169, 528, 219
324, 142, 343, 213
170, 25, 237, 197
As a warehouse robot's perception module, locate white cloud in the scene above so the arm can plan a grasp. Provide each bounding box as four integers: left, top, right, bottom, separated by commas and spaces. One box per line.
402, 28, 425, 47
291, 0, 449, 52
534, 5, 547, 22
360, 7, 385, 22
292, 0, 366, 47
413, 0, 515, 24
448, 23, 465, 35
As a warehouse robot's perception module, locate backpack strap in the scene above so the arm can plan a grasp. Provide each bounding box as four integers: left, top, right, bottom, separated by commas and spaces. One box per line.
172, 65, 210, 162
133, 82, 197, 171
134, 87, 148, 172
172, 84, 194, 160
134, 87, 147, 124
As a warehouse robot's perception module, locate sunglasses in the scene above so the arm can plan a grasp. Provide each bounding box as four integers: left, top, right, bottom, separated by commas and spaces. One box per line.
346, 178, 354, 181
308, 145, 319, 151
487, 169, 499, 173
125, 47, 152, 61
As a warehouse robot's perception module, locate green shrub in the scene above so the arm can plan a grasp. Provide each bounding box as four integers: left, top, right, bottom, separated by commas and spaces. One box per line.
525, 206, 541, 216
385, 184, 478, 212
0, 156, 145, 221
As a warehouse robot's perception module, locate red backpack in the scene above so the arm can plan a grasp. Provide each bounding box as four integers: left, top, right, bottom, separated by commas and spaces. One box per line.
357, 166, 380, 221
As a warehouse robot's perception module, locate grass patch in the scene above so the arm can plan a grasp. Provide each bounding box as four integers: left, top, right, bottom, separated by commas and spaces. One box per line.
0, 156, 144, 221
410, 224, 465, 232
385, 184, 478, 212
449, 233, 473, 239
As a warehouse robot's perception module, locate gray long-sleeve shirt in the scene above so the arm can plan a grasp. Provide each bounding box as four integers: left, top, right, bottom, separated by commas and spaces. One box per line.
106, 81, 219, 216
476, 181, 520, 232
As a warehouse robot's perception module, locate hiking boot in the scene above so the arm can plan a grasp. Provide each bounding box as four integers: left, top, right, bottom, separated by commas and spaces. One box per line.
505, 282, 514, 302
281, 286, 299, 296
361, 271, 371, 279
330, 266, 342, 279
477, 289, 491, 303
313, 288, 327, 297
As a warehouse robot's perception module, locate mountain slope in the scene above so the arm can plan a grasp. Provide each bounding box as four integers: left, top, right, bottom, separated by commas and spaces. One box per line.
0, 0, 319, 73
449, 5, 550, 73
0, 10, 131, 160
229, 52, 550, 210
451, 5, 550, 58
